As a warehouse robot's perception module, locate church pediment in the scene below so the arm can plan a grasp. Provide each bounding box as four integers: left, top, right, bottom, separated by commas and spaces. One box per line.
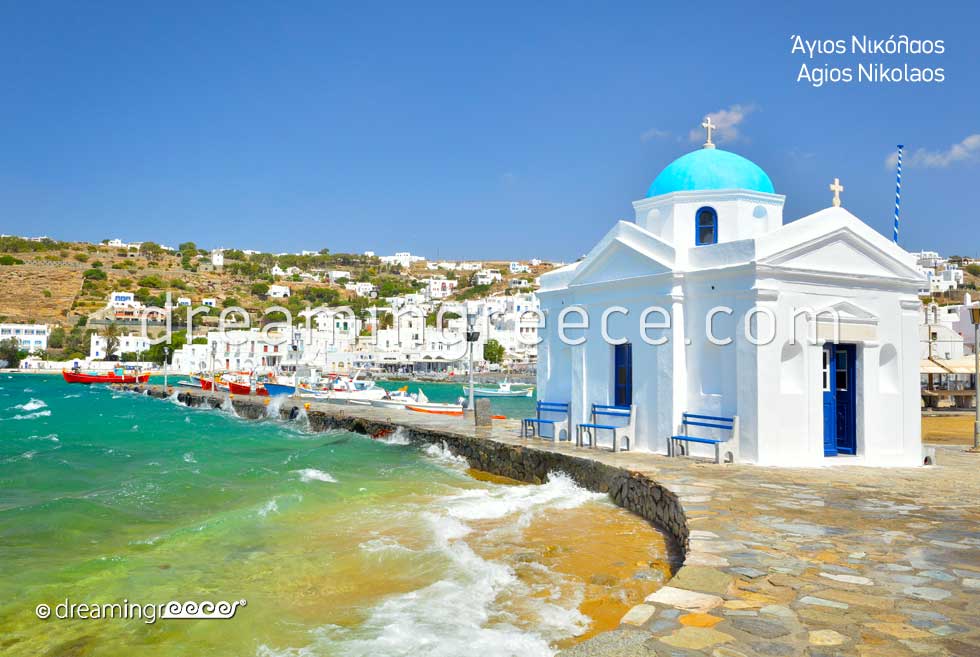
568, 221, 674, 287
761, 228, 920, 280
814, 300, 879, 324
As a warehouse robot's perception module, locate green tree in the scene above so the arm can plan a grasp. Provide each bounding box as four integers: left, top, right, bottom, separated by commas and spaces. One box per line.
146, 330, 187, 364
48, 326, 66, 349
250, 282, 270, 297
102, 323, 120, 361
483, 338, 504, 364
140, 242, 164, 257
0, 338, 22, 367
178, 241, 197, 254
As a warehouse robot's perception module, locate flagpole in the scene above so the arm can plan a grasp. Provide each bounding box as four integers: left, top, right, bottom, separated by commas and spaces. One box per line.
893, 144, 903, 244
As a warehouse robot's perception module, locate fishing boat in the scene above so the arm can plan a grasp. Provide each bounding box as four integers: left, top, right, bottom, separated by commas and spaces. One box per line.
369, 386, 417, 409
404, 389, 464, 416
263, 382, 296, 396
62, 368, 150, 385
466, 380, 534, 398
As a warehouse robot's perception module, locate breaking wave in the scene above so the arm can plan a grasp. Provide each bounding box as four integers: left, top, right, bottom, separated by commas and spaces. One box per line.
257, 471, 598, 657
293, 468, 337, 483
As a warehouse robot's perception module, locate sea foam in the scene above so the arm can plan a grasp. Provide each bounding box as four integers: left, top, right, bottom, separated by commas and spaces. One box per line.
293, 468, 337, 484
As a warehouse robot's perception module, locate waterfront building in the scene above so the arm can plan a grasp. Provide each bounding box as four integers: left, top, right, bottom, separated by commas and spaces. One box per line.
920, 303, 965, 360
536, 125, 925, 466
0, 323, 49, 353
89, 332, 151, 360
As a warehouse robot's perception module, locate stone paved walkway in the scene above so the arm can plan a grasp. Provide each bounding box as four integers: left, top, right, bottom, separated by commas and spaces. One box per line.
509, 434, 980, 657
134, 387, 980, 657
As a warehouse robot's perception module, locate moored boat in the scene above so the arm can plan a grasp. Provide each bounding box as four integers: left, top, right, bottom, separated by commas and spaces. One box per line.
467, 380, 534, 398
402, 389, 464, 416
62, 369, 150, 385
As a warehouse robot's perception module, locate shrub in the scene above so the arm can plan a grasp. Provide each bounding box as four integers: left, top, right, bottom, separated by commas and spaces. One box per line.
83, 268, 107, 281
74, 253, 89, 262
0, 255, 23, 265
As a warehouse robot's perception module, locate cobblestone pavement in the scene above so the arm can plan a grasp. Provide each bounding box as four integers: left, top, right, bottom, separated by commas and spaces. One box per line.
505, 432, 980, 657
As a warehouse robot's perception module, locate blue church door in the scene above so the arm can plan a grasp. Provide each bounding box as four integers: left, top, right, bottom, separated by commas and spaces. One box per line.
614, 343, 632, 407
822, 344, 857, 456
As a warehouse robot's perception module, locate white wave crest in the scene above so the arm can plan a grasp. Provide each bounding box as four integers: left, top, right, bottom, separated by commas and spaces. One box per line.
443, 472, 601, 523
293, 468, 337, 484
14, 399, 47, 411
11, 410, 51, 421
423, 442, 469, 469
377, 427, 411, 446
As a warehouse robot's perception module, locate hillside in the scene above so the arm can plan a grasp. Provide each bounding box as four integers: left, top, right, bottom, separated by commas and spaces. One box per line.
0, 237, 553, 327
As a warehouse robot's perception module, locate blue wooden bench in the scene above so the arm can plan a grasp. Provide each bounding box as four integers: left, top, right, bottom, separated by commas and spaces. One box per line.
670, 412, 739, 464
576, 403, 634, 452
522, 401, 570, 442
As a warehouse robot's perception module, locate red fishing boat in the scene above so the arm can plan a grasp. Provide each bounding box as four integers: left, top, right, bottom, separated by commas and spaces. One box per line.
62, 369, 151, 384
225, 379, 269, 396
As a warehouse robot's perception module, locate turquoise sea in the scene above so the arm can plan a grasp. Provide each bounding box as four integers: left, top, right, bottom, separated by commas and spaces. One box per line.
0, 375, 667, 657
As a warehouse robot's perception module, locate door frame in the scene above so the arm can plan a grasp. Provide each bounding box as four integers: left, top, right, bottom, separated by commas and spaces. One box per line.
822, 342, 858, 457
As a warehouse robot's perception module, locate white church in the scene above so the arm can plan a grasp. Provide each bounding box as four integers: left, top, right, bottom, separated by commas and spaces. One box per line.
536, 119, 925, 467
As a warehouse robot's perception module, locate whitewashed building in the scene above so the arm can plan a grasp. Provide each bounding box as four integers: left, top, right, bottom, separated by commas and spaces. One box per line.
89, 332, 151, 360
379, 252, 426, 269
268, 284, 291, 299
422, 277, 458, 300
536, 127, 925, 467
0, 323, 49, 353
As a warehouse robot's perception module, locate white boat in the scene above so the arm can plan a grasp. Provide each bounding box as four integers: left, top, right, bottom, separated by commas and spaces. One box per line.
467, 380, 534, 398
299, 373, 387, 404
404, 389, 464, 416
369, 387, 417, 409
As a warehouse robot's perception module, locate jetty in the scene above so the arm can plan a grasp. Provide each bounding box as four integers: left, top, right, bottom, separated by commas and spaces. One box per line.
121, 384, 980, 657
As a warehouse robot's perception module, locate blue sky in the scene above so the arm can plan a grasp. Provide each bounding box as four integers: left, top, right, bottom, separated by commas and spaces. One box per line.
0, 1, 977, 260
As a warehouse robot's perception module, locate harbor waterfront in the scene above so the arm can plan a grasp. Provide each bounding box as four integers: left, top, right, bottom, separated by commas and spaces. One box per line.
0, 375, 671, 657
85, 381, 980, 657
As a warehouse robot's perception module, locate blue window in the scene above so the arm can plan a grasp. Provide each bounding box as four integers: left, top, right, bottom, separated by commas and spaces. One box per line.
695, 206, 718, 245
614, 343, 632, 407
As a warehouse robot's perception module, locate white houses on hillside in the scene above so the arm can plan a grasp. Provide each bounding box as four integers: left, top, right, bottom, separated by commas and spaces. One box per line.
536, 124, 925, 467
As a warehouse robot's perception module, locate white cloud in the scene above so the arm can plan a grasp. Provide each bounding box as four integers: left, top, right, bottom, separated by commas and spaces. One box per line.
688, 104, 756, 144
885, 134, 980, 169
640, 128, 671, 142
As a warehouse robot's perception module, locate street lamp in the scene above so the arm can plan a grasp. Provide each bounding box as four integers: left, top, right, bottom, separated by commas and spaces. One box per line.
163, 346, 170, 390
971, 305, 980, 451
210, 341, 218, 395
466, 314, 480, 413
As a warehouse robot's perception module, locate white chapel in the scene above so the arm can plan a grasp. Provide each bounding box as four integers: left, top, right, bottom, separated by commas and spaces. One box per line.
536, 119, 925, 467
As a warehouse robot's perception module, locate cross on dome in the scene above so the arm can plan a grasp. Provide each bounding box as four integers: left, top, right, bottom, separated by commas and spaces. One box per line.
701, 116, 717, 149
829, 177, 844, 207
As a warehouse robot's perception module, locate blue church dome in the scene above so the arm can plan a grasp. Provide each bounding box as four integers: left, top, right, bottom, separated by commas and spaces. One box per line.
647, 148, 774, 197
